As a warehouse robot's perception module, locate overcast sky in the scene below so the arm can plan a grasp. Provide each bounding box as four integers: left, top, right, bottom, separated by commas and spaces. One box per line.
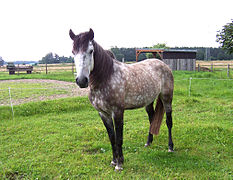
0, 0, 232, 62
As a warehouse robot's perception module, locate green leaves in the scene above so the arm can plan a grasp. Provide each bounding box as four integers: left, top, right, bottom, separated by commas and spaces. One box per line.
216, 19, 233, 54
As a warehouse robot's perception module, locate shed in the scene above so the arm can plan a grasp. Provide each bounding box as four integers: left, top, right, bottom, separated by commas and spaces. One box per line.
136, 49, 197, 71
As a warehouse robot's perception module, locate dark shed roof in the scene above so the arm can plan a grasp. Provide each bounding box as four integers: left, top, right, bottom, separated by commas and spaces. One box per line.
163, 50, 196, 59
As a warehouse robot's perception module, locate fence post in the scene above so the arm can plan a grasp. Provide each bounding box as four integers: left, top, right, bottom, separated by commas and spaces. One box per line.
46, 63, 48, 74
8, 87, 14, 119
198, 64, 200, 72
189, 77, 192, 97
211, 64, 213, 72
227, 64, 230, 78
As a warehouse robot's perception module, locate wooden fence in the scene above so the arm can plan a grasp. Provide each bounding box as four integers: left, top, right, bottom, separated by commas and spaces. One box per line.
0, 61, 232, 76
0, 63, 75, 74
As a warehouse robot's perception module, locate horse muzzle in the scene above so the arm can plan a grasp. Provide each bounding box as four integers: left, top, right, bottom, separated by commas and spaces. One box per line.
76, 76, 89, 88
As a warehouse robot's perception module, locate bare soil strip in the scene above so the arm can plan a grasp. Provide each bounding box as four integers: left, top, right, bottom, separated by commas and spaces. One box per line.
0, 79, 89, 105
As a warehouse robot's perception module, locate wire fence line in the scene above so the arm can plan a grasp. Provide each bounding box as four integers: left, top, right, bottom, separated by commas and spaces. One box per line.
0, 61, 232, 76
0, 84, 89, 120
174, 77, 233, 100
1, 78, 232, 119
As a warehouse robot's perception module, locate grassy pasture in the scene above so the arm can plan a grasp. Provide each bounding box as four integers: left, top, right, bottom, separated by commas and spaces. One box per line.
0, 71, 75, 82
0, 80, 72, 106
0, 71, 232, 179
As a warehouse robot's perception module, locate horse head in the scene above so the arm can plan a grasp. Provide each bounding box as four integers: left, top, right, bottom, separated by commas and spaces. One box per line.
69, 28, 95, 88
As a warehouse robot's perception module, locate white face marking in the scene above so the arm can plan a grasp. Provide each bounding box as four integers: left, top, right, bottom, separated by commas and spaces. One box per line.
74, 41, 94, 82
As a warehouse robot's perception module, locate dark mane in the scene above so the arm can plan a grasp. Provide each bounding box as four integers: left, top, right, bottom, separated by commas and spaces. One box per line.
105, 50, 116, 59
90, 41, 114, 88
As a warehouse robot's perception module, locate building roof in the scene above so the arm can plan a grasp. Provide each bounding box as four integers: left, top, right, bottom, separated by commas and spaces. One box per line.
136, 48, 197, 53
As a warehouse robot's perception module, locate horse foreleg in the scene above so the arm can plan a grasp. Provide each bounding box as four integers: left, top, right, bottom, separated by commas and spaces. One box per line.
113, 110, 124, 171
99, 112, 117, 166
145, 102, 155, 147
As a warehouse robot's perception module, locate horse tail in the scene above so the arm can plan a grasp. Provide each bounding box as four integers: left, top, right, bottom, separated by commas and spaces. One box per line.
149, 96, 165, 135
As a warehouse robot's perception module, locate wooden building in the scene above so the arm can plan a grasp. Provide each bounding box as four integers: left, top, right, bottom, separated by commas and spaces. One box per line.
136, 49, 197, 71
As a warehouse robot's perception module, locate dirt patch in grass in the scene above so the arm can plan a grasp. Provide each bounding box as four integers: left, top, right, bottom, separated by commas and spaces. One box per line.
0, 79, 89, 105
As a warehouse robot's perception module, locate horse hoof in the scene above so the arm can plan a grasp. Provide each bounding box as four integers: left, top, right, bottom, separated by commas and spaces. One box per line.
110, 161, 117, 167
168, 148, 174, 152
115, 165, 123, 172
144, 143, 150, 147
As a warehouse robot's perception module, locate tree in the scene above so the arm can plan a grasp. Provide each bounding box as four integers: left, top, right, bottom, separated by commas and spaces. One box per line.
146, 43, 169, 59
110, 46, 124, 61
0, 56, 5, 66
39, 53, 74, 64
216, 20, 233, 54
110, 47, 147, 61
39, 53, 59, 64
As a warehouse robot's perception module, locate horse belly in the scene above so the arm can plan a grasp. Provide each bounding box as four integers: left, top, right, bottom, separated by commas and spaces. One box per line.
124, 87, 159, 109
124, 65, 161, 109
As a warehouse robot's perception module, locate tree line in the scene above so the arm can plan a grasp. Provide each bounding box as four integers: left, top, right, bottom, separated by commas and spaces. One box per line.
39, 52, 74, 64
110, 46, 233, 61
38, 47, 233, 64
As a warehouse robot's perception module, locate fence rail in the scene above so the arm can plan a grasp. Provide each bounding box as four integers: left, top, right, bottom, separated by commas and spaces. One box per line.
1, 61, 233, 74
0, 63, 76, 74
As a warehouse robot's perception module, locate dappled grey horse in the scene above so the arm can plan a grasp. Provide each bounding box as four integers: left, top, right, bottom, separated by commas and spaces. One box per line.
69, 29, 174, 171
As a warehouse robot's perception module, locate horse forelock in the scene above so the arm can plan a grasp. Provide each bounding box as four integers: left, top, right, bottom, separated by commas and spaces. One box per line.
90, 41, 114, 88
72, 32, 91, 53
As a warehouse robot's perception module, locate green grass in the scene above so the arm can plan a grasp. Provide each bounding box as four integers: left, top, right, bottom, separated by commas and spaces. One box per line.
0, 81, 69, 105
0, 71, 232, 179
0, 71, 75, 82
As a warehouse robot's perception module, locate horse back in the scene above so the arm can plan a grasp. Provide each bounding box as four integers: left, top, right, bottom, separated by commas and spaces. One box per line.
122, 59, 173, 109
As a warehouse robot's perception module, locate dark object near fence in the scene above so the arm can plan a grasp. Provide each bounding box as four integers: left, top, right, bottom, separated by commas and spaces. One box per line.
196, 65, 211, 72
6, 63, 33, 75
136, 49, 197, 71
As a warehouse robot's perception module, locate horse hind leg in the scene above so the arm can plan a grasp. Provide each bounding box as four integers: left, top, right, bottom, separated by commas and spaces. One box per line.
160, 94, 174, 152
145, 102, 155, 147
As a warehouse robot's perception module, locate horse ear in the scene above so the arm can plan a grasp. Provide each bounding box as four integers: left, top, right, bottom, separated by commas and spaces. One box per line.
69, 29, 76, 40
88, 28, 94, 40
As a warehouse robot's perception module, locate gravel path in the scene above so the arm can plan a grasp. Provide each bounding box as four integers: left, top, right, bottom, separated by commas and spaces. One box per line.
0, 79, 89, 105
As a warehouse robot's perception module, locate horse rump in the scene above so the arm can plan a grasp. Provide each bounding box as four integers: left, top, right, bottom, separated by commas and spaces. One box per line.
149, 97, 165, 135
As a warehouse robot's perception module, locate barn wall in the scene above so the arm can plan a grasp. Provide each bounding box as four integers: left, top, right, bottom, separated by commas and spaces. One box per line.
162, 59, 196, 71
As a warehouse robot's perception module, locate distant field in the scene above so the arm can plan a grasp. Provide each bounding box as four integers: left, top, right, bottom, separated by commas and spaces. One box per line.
0, 63, 75, 73
1, 60, 232, 74
0, 71, 75, 82
0, 79, 88, 105
196, 60, 233, 68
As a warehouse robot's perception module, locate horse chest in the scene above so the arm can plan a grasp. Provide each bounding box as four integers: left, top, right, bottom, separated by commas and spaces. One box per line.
89, 87, 124, 113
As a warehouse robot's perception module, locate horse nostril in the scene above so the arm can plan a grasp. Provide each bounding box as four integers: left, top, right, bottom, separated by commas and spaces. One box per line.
83, 77, 88, 84
76, 78, 79, 85
76, 77, 88, 88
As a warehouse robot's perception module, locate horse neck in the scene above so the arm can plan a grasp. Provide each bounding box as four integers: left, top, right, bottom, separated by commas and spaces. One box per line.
90, 41, 114, 89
